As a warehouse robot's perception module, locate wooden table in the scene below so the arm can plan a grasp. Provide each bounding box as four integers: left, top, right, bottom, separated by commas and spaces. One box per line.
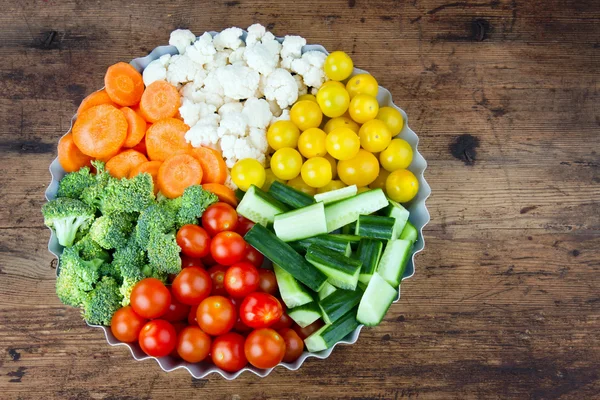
1, 1, 598, 398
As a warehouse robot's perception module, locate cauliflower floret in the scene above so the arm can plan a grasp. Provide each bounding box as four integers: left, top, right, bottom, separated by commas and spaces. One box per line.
224, 174, 238, 190
294, 74, 308, 96
281, 35, 306, 69
244, 32, 282, 76
166, 54, 203, 87
245, 24, 267, 47
185, 114, 221, 149
213, 27, 244, 51
216, 64, 260, 100
242, 98, 273, 129
267, 99, 283, 117
218, 102, 244, 117
248, 127, 269, 153
169, 29, 196, 55
229, 46, 246, 65
264, 68, 299, 109
217, 112, 248, 138
291, 50, 327, 89
186, 32, 217, 67
179, 99, 218, 128
271, 109, 290, 124
206, 50, 232, 71
221, 135, 266, 168
142, 54, 172, 86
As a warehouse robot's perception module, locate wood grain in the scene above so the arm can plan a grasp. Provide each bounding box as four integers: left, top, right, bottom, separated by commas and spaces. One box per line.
1, 0, 599, 399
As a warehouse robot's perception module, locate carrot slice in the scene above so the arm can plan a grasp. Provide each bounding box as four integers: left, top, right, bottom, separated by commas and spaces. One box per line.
157, 153, 203, 199
139, 80, 181, 123
120, 107, 147, 148
72, 104, 128, 159
77, 89, 117, 116
132, 137, 147, 156
57, 132, 92, 172
129, 160, 162, 194
145, 118, 191, 161
104, 62, 144, 106
105, 149, 149, 179
189, 147, 228, 184
202, 183, 238, 207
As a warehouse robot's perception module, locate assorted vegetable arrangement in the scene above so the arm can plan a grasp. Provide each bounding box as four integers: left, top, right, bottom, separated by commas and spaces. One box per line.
44, 24, 423, 375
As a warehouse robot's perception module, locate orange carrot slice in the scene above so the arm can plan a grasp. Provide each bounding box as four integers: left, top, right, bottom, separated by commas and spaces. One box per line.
104, 62, 144, 106
189, 147, 228, 184
57, 132, 92, 172
157, 153, 203, 199
120, 107, 147, 148
202, 183, 238, 207
129, 160, 162, 194
132, 136, 147, 156
139, 80, 181, 123
77, 89, 117, 116
105, 149, 149, 179
145, 118, 191, 161
72, 104, 128, 159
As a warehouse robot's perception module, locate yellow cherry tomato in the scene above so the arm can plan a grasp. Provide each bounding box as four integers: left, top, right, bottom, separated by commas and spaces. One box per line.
287, 176, 317, 195
380, 138, 413, 172
301, 157, 332, 188
317, 85, 350, 118
326, 127, 360, 161
368, 168, 390, 191
267, 120, 300, 150
346, 74, 378, 98
231, 158, 266, 192
358, 119, 392, 153
386, 169, 419, 203
270, 148, 303, 180
377, 106, 404, 136
320, 81, 345, 90
323, 116, 360, 134
348, 94, 379, 124
324, 51, 354, 81
262, 168, 284, 191
290, 100, 323, 131
356, 186, 370, 194
317, 179, 346, 193
337, 149, 380, 187
297, 94, 317, 103
298, 128, 327, 158
324, 153, 338, 179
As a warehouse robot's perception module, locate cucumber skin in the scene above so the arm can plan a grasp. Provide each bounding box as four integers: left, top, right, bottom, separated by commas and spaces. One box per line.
385, 199, 410, 239
236, 185, 289, 226
400, 222, 418, 243
357, 239, 384, 284
357, 272, 397, 327
269, 181, 315, 209
305, 244, 362, 290
324, 188, 389, 232
235, 188, 245, 202
273, 202, 328, 242
377, 239, 412, 288
355, 215, 397, 240
305, 307, 360, 352
291, 234, 353, 254
319, 287, 363, 324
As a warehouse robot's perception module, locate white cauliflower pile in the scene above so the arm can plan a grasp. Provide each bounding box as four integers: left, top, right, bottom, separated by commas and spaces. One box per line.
142, 24, 327, 176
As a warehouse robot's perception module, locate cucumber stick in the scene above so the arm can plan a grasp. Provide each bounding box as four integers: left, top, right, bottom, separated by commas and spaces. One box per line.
356, 239, 383, 284
290, 234, 353, 255
236, 185, 289, 226
314, 185, 357, 204
273, 264, 313, 308
317, 281, 337, 300
400, 222, 418, 243
287, 302, 322, 328
235, 188, 245, 202
330, 234, 361, 250
357, 272, 397, 326
377, 239, 412, 288
324, 189, 389, 232
273, 202, 327, 242
268, 181, 315, 209
244, 224, 327, 292
305, 244, 362, 290
305, 308, 359, 352
319, 287, 363, 324
385, 199, 410, 239
355, 215, 397, 240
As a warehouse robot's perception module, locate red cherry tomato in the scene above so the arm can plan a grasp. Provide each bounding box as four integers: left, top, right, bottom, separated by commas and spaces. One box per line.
207, 264, 229, 296
224, 262, 260, 298
279, 328, 304, 363
240, 243, 265, 267
235, 215, 255, 236
201, 202, 238, 237
181, 255, 204, 268
270, 311, 293, 330
177, 326, 212, 363
230, 297, 252, 333
162, 293, 191, 322
188, 304, 199, 326
211, 332, 247, 372
244, 328, 286, 369
111, 306, 147, 343
197, 295, 237, 336
292, 320, 324, 340
210, 231, 246, 266
170, 322, 188, 358
240, 292, 283, 329
130, 278, 171, 319
138, 320, 177, 357
176, 225, 211, 258
171, 266, 212, 306
202, 252, 218, 266
257, 269, 278, 295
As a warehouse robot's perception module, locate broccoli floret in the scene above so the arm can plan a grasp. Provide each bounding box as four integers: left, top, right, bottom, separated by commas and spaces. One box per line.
176, 185, 218, 227
111, 237, 147, 305
57, 166, 96, 199
101, 173, 155, 214
42, 197, 95, 247
81, 276, 123, 326
135, 204, 176, 248
81, 161, 113, 211
72, 234, 111, 263
55, 247, 104, 307
147, 232, 182, 275
89, 212, 136, 250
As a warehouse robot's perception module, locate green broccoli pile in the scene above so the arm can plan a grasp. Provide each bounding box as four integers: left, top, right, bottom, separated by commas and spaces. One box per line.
43, 160, 218, 326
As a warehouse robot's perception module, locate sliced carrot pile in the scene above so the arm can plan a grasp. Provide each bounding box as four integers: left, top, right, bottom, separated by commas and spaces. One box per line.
129, 160, 162, 194
132, 137, 147, 156
202, 183, 238, 207
189, 147, 228, 184
105, 149, 148, 179
157, 153, 203, 199
104, 62, 144, 106
120, 107, 147, 148
72, 104, 128, 159
58, 132, 92, 172
77, 89, 117, 116
145, 118, 191, 161
139, 80, 181, 123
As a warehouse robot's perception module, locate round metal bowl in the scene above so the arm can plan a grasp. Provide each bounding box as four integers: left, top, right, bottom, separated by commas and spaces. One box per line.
45, 30, 431, 379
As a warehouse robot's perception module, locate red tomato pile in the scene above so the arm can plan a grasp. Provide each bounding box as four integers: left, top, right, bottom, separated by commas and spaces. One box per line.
110, 202, 317, 372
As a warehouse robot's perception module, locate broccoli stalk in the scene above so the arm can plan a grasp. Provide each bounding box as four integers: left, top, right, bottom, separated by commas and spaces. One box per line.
176, 185, 218, 227
56, 166, 96, 199
42, 198, 95, 247
81, 276, 123, 326
89, 212, 136, 250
